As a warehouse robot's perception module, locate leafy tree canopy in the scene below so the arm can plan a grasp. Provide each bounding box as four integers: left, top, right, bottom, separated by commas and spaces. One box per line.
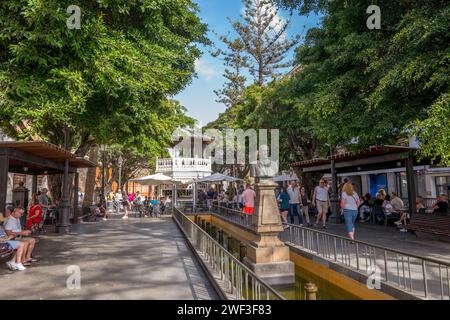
0, 0, 206, 160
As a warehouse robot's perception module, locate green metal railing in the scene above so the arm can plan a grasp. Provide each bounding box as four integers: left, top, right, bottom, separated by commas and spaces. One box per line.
281, 223, 450, 300
173, 207, 285, 300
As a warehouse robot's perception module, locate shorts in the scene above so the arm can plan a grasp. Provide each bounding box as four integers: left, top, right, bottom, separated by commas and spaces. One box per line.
243, 206, 254, 214
316, 200, 328, 214
6, 240, 20, 250
279, 208, 289, 213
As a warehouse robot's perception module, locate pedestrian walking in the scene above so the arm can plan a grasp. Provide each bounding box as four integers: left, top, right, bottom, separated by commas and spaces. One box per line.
340, 182, 360, 240
300, 186, 311, 226
312, 179, 330, 229
287, 181, 303, 225
277, 186, 290, 228
121, 191, 130, 219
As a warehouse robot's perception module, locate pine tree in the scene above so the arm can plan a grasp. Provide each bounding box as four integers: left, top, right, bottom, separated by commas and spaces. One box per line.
231, 0, 300, 86
212, 38, 249, 108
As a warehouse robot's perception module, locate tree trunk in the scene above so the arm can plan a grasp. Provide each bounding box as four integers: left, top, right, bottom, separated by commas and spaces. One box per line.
47, 174, 63, 203
82, 144, 99, 206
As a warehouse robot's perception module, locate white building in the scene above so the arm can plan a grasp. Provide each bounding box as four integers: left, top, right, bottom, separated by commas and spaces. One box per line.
155, 129, 212, 183
155, 129, 212, 199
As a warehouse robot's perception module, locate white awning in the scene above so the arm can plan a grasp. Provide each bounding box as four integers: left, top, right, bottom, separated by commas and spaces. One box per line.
129, 173, 175, 186
192, 173, 244, 183
272, 172, 299, 182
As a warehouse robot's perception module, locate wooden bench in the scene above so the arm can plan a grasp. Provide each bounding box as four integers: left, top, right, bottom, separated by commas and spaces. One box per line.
0, 243, 14, 262
405, 213, 450, 237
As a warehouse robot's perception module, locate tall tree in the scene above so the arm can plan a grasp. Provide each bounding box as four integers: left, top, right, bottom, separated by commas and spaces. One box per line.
0, 0, 206, 198
274, 0, 450, 165
82, 144, 99, 207
212, 38, 249, 108
228, 0, 300, 86
0, 0, 206, 149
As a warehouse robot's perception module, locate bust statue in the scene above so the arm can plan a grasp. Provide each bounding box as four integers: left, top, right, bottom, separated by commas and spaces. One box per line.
254, 144, 279, 179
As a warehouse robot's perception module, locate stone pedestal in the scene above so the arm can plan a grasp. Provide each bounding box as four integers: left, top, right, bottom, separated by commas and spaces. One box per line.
243, 179, 295, 285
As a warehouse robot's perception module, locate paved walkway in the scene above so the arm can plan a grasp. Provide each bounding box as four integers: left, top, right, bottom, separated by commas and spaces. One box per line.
0, 216, 218, 300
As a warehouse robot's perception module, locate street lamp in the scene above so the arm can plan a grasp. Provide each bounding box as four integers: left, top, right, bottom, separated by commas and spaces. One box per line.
56, 125, 71, 233
328, 144, 339, 223
117, 155, 123, 214
100, 144, 107, 205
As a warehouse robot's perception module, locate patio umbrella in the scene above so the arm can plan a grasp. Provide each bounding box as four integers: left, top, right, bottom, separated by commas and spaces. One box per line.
129, 173, 174, 186
193, 172, 244, 183
273, 172, 299, 182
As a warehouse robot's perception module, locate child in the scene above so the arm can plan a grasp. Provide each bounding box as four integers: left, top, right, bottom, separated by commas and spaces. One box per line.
150, 198, 159, 218
27, 199, 43, 232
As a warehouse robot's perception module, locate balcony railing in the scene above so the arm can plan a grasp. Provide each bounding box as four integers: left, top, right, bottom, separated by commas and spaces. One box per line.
156, 157, 212, 173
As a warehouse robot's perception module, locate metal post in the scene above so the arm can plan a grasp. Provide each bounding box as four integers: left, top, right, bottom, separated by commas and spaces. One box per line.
330, 159, 339, 223
56, 125, 71, 233
117, 155, 123, 214
101, 145, 106, 205
406, 153, 417, 218
0, 155, 8, 218
193, 182, 197, 213
73, 171, 79, 224
31, 174, 38, 196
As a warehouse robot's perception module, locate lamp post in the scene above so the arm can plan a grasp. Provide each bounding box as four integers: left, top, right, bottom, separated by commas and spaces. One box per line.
100, 144, 106, 205
56, 125, 71, 233
117, 155, 123, 214
328, 144, 339, 223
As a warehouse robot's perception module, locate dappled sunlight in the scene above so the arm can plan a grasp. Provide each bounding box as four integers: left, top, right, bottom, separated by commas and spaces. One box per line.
0, 218, 218, 300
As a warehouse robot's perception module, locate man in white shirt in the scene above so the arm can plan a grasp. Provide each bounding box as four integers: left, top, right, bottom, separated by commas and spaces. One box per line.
115, 190, 123, 213
312, 179, 330, 229
4, 207, 38, 269
390, 192, 404, 211
1, 213, 28, 271
287, 181, 303, 225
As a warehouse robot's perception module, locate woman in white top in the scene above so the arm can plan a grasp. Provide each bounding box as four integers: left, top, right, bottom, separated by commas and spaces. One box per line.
340, 183, 361, 240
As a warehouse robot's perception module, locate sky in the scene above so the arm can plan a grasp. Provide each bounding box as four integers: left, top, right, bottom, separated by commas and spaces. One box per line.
174, 0, 323, 127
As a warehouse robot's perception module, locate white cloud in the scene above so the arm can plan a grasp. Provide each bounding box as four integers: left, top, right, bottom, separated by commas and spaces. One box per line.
195, 59, 216, 81
242, 0, 286, 36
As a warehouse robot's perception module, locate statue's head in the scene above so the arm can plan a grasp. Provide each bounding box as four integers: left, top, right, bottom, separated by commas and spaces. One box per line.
258, 144, 269, 160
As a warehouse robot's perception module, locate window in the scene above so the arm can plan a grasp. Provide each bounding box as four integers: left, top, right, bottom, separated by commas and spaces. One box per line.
435, 176, 450, 198
369, 174, 388, 197
396, 172, 408, 199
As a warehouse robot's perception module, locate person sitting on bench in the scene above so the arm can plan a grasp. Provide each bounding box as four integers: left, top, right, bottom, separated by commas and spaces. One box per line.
395, 197, 425, 231
1, 213, 30, 271
26, 198, 43, 233
382, 195, 400, 226
432, 194, 449, 215
3, 208, 38, 269
358, 193, 373, 222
